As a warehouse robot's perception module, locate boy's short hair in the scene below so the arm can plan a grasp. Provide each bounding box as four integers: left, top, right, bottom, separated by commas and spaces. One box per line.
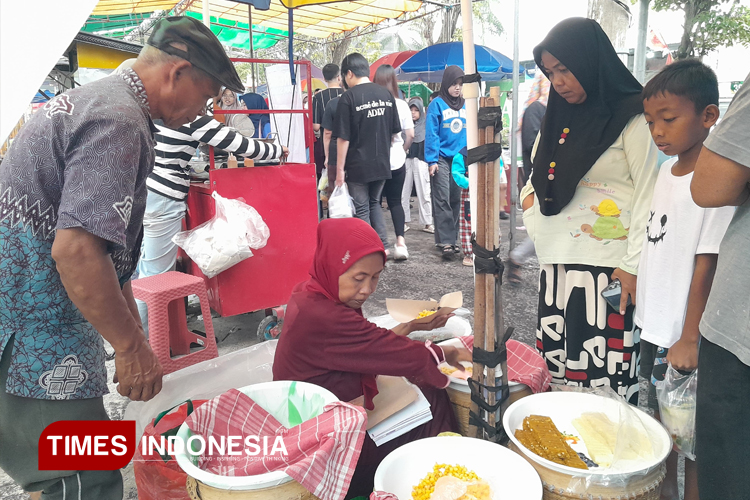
322, 63, 340, 82
642, 59, 719, 113
341, 53, 370, 79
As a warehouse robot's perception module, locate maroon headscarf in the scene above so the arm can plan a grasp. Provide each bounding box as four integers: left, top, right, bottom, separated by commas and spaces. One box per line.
304, 218, 386, 303
302, 218, 386, 409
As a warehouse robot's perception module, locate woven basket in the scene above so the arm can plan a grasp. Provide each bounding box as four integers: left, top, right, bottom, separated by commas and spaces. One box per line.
186, 476, 320, 500
447, 384, 532, 437
508, 442, 666, 500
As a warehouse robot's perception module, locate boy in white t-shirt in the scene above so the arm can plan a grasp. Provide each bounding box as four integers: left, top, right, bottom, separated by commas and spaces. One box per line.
638, 59, 734, 500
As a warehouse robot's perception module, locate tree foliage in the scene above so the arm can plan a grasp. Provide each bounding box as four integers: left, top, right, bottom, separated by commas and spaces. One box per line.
651, 0, 750, 58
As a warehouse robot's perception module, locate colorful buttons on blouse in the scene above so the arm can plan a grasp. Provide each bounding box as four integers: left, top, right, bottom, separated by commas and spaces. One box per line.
549, 129, 568, 180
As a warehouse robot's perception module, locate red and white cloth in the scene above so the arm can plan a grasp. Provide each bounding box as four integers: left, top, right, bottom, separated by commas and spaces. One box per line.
457, 336, 551, 394
184, 388, 367, 500
459, 188, 472, 256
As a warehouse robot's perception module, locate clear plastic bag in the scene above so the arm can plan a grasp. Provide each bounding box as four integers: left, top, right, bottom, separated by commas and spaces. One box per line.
172, 192, 269, 278
328, 183, 355, 218
548, 385, 666, 493
656, 365, 697, 460
318, 167, 329, 192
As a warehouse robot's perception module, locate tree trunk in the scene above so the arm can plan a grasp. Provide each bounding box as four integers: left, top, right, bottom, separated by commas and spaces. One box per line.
438, 6, 461, 44
330, 33, 354, 67
677, 0, 697, 59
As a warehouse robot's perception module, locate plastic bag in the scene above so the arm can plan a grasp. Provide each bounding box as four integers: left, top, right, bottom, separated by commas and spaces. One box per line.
318, 168, 329, 191
549, 385, 665, 493
656, 366, 697, 460
172, 192, 269, 278
328, 183, 355, 218
132, 400, 208, 500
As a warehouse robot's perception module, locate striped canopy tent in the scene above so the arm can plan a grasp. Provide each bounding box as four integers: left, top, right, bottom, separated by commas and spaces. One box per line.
90, 0, 423, 39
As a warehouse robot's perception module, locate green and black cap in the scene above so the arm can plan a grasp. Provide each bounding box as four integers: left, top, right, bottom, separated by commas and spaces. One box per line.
147, 16, 244, 92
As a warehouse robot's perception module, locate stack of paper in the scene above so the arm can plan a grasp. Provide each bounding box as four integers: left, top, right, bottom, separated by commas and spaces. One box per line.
367, 381, 433, 447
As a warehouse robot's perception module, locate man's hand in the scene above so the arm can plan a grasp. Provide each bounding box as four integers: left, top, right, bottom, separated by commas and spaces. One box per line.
52, 228, 165, 402
443, 346, 472, 371
611, 268, 637, 315
666, 338, 699, 372
335, 168, 345, 188
281, 146, 289, 159
429, 164, 439, 176
112, 333, 163, 401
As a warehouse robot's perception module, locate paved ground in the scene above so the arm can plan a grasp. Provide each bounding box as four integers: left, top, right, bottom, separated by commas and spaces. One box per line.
1, 204, 683, 499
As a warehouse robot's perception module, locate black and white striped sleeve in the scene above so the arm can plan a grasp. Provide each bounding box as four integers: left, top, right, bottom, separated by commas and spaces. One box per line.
183, 117, 282, 161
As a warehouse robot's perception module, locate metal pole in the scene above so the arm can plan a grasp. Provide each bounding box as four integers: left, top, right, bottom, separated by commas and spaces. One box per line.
509, 0, 520, 252
634, 0, 650, 83
202, 0, 211, 28
248, 4, 256, 92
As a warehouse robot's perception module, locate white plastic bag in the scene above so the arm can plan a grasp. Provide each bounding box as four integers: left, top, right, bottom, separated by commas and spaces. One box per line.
657, 366, 697, 460
172, 192, 270, 278
328, 183, 355, 218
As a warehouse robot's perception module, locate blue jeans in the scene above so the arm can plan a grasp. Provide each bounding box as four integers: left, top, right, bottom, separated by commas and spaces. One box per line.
347, 180, 388, 248
135, 191, 187, 334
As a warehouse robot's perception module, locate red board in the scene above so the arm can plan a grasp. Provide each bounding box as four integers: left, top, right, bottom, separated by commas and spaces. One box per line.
184, 164, 318, 317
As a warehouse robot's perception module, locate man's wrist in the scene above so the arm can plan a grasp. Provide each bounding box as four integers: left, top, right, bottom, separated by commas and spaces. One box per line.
110, 324, 146, 353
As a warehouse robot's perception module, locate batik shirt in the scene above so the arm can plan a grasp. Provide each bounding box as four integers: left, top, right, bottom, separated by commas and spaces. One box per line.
0, 68, 156, 400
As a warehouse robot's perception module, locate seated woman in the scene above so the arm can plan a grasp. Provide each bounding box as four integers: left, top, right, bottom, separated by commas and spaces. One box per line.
219, 87, 255, 138
273, 217, 470, 499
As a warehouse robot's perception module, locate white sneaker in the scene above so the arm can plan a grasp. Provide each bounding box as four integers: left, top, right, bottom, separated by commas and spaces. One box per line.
423, 224, 435, 234
404, 225, 411, 233
393, 244, 409, 261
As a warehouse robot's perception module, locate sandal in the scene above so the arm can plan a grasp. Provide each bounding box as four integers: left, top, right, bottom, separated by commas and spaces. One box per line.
507, 260, 522, 284
441, 245, 455, 261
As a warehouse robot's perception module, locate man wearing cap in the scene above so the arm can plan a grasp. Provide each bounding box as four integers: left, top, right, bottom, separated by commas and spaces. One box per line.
0, 16, 242, 498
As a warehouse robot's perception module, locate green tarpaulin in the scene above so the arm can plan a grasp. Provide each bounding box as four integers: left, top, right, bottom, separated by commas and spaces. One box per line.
81, 12, 285, 51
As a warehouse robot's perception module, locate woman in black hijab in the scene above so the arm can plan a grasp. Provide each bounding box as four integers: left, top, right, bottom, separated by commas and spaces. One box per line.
520, 18, 658, 404
425, 66, 467, 261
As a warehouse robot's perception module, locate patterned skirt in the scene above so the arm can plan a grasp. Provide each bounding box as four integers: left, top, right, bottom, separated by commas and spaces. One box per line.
459, 188, 472, 256
536, 264, 640, 404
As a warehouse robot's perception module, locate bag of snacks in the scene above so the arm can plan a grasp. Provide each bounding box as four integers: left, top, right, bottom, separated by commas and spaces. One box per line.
656, 365, 697, 460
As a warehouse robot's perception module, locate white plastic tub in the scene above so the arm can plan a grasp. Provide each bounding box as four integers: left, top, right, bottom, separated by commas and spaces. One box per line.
503, 392, 671, 478
174, 381, 337, 491
374, 436, 543, 500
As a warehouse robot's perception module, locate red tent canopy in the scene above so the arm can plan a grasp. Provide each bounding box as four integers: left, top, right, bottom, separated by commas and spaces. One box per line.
369, 50, 418, 80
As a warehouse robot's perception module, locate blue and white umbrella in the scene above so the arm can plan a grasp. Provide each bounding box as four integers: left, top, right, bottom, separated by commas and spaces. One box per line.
396, 42, 523, 83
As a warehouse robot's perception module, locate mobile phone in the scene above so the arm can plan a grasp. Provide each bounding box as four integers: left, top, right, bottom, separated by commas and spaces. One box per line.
601, 279, 632, 311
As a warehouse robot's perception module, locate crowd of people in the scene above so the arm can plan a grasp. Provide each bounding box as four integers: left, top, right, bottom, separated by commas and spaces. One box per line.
315, 55, 484, 265
0, 12, 749, 500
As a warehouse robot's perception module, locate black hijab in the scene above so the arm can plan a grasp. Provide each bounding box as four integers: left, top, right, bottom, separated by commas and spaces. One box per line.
438, 65, 465, 111
531, 18, 643, 216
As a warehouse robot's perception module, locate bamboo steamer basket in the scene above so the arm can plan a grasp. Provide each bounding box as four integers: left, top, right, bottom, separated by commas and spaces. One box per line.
447, 381, 532, 437
186, 476, 320, 500
508, 442, 665, 500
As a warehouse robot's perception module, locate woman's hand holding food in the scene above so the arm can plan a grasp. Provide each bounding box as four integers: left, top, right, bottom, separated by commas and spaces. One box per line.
442, 346, 472, 371
411, 312, 453, 332
611, 267, 637, 315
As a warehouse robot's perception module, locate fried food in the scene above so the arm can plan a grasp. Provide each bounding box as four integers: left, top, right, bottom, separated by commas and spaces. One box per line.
412, 463, 489, 500
515, 415, 588, 470
439, 365, 472, 377
416, 309, 437, 319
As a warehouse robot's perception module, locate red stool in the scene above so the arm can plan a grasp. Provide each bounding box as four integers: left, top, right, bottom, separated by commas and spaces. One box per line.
131, 271, 219, 374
